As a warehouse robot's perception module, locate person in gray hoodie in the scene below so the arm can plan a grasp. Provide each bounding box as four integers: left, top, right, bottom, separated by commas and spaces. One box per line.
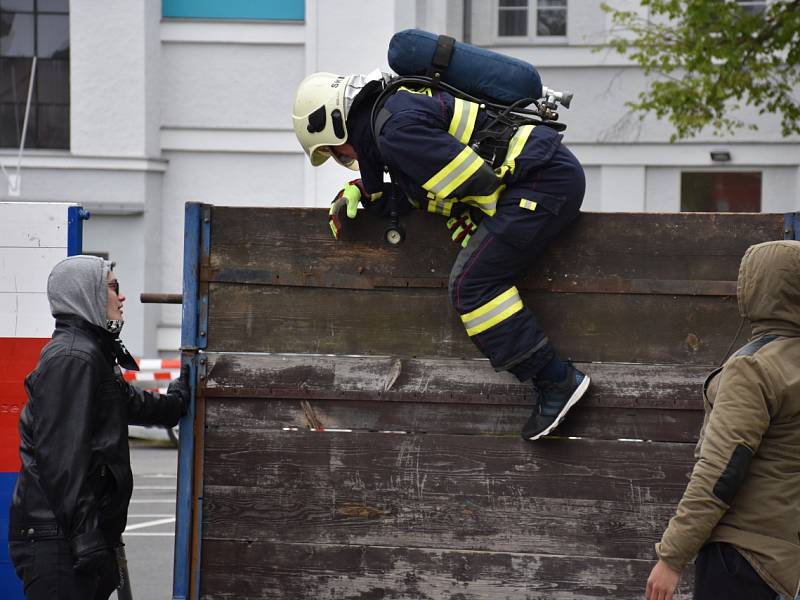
646, 240, 800, 600
8, 256, 190, 600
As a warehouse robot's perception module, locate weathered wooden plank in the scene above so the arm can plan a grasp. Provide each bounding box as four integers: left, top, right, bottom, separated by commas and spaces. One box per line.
204, 355, 708, 410
207, 208, 783, 291
202, 355, 707, 440
206, 283, 748, 363
201, 482, 678, 560
199, 539, 694, 600
206, 398, 702, 442
203, 430, 694, 509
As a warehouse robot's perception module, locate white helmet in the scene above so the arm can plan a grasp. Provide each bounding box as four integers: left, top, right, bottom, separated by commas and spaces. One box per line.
292, 72, 355, 168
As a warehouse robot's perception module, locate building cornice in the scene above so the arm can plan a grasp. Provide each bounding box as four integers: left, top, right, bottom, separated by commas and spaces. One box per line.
161, 20, 304, 45
0, 152, 168, 172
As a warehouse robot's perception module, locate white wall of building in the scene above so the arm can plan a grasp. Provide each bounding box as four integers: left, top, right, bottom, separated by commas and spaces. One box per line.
0, 0, 797, 356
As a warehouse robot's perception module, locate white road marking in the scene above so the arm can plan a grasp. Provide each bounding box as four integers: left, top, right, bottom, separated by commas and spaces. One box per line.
123, 532, 175, 537
125, 517, 176, 532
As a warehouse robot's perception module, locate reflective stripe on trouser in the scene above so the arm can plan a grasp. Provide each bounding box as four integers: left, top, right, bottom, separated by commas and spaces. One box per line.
460, 286, 524, 337
448, 225, 553, 378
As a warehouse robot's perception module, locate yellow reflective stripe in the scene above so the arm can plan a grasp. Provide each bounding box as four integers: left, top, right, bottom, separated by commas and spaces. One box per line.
423, 147, 485, 199
448, 98, 479, 144
460, 287, 524, 336
399, 86, 432, 96
460, 184, 506, 217
369, 191, 383, 203
503, 124, 535, 176
426, 198, 455, 217
519, 198, 537, 211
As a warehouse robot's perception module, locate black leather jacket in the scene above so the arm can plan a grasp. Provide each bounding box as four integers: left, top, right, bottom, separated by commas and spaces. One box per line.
9, 316, 184, 546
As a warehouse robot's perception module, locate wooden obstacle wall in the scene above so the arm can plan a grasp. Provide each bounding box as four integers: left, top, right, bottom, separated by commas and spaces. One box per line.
190, 208, 787, 599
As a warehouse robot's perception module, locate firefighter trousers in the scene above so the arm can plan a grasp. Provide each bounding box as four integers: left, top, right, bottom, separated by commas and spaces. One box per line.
448, 193, 582, 381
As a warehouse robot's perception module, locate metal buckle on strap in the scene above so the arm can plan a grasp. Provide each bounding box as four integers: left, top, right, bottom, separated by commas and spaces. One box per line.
12, 523, 61, 541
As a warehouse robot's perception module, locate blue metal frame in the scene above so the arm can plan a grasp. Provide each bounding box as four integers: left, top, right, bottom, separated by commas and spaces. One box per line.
784, 211, 800, 241
174, 203, 211, 600
67, 206, 90, 256
174, 203, 200, 600
172, 355, 200, 600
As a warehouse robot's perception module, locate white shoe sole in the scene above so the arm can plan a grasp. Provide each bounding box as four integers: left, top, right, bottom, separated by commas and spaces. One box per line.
527, 374, 591, 441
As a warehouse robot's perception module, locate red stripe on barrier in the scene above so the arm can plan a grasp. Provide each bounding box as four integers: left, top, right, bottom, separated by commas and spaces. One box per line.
0, 337, 48, 472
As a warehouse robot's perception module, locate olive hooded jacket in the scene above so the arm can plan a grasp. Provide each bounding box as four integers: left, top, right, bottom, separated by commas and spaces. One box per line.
656, 240, 800, 599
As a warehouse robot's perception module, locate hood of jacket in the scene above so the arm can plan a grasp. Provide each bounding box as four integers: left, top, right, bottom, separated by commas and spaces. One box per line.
737, 240, 800, 338
47, 255, 113, 328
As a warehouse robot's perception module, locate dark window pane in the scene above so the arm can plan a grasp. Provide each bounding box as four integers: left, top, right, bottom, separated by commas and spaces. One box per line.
0, 102, 35, 148
499, 10, 527, 36
36, 14, 68, 58
0, 2, 69, 150
0, 0, 34, 12
537, 8, 566, 36
36, 102, 68, 148
38, 0, 69, 13
736, 1, 766, 16
499, 0, 527, 6
680, 172, 762, 212
538, 0, 566, 7
36, 58, 67, 102
1, 12, 34, 56
0, 56, 33, 101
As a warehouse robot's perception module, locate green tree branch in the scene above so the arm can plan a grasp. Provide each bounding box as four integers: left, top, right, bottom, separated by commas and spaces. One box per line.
601, 0, 800, 140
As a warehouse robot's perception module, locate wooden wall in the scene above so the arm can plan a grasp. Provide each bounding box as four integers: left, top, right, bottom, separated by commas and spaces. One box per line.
194, 208, 785, 599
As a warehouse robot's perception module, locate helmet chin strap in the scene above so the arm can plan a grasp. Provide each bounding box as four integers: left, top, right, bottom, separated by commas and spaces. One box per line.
106, 319, 124, 335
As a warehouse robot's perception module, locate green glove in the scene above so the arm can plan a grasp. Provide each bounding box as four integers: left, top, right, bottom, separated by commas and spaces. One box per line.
342, 182, 361, 218
447, 213, 477, 248
328, 180, 364, 239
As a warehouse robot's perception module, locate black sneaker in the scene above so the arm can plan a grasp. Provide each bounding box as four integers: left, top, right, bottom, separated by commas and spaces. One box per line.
521, 364, 590, 441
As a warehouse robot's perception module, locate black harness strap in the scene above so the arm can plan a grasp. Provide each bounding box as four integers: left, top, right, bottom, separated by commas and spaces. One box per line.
425, 34, 455, 83
372, 106, 394, 157
734, 335, 779, 357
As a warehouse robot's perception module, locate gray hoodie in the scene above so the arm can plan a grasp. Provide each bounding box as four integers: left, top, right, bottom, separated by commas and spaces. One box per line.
47, 255, 114, 328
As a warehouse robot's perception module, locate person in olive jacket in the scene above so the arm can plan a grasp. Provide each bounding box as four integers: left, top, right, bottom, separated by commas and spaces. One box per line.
7, 256, 190, 600
646, 240, 800, 600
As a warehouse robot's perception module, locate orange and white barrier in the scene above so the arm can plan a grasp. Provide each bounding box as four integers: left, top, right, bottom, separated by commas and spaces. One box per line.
123, 358, 181, 393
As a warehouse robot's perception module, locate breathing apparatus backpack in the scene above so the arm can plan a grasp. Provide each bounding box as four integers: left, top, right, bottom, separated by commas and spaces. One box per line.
370, 29, 573, 244
372, 29, 572, 166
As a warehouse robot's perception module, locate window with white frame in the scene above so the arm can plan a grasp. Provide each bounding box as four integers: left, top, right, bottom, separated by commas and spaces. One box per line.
735, 0, 767, 16
0, 0, 69, 150
498, 0, 567, 39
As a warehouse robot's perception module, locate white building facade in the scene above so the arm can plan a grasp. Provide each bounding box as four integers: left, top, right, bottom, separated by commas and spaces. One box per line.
1, 0, 798, 357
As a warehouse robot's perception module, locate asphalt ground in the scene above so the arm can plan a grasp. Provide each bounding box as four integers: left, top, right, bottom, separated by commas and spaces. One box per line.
124, 439, 179, 600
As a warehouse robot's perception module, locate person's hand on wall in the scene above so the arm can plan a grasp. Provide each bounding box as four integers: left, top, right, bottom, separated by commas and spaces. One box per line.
328, 180, 365, 239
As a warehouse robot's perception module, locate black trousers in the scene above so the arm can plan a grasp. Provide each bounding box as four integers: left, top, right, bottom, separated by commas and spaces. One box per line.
9, 538, 119, 600
694, 542, 779, 600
